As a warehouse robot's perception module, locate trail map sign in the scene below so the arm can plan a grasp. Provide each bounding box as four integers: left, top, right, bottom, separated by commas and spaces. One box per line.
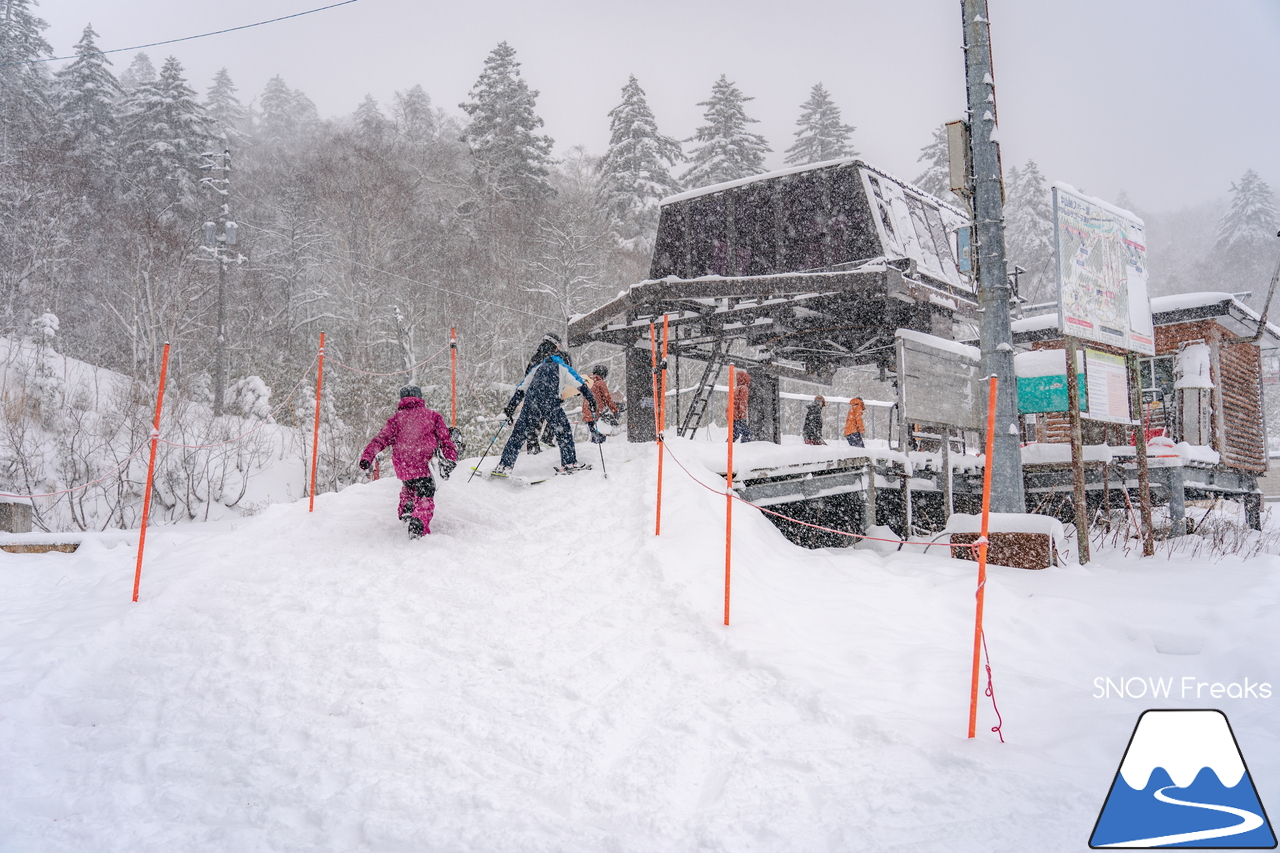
1053, 184, 1155, 356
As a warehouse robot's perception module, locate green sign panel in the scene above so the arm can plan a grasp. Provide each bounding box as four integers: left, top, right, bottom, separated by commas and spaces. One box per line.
1018, 373, 1087, 414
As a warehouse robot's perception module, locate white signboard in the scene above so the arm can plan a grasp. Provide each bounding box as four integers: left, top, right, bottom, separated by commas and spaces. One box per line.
895, 329, 984, 430
1054, 184, 1155, 356
1083, 349, 1132, 424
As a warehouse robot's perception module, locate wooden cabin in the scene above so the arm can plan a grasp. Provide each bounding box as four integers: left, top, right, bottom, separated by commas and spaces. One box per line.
1011, 292, 1276, 528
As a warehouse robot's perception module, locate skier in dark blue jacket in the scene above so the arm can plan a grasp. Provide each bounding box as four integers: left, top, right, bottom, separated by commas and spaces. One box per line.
493, 354, 596, 476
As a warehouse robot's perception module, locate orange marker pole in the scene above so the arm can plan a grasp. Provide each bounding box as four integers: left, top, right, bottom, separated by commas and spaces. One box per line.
656, 314, 669, 536
132, 342, 171, 602
651, 322, 661, 534
725, 363, 735, 626
309, 331, 326, 513
450, 327, 457, 428
968, 375, 999, 738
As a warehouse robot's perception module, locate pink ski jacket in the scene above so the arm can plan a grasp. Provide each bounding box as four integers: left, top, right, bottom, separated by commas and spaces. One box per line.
360, 397, 457, 481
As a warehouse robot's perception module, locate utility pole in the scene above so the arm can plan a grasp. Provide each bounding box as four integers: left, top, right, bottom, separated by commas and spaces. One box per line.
200, 134, 242, 416
961, 0, 1024, 513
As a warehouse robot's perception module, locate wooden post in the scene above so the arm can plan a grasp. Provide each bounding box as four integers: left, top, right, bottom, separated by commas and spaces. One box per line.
968, 375, 998, 738
450, 327, 457, 428
132, 342, 171, 602
725, 363, 735, 626
309, 331, 326, 513
1064, 336, 1090, 564
1126, 352, 1155, 555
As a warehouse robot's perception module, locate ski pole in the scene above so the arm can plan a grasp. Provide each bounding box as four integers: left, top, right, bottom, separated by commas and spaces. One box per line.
467, 417, 510, 482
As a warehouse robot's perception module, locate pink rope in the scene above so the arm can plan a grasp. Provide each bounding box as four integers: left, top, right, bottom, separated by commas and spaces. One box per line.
663, 445, 979, 551
328, 343, 450, 377
0, 443, 149, 499
981, 629, 1005, 742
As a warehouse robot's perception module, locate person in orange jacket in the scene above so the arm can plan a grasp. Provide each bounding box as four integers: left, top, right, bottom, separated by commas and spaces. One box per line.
844, 397, 865, 447
581, 364, 620, 443
732, 370, 751, 442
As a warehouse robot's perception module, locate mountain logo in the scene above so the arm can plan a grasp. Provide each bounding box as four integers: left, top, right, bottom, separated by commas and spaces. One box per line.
1090, 709, 1276, 848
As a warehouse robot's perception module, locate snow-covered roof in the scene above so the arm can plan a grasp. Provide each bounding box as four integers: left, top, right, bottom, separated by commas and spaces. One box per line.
660, 158, 970, 220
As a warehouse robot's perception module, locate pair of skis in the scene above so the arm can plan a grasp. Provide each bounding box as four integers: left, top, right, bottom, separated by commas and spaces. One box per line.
470, 463, 591, 487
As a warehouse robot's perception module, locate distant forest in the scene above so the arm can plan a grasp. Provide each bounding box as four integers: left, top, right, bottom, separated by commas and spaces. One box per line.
2, 7, 1277, 424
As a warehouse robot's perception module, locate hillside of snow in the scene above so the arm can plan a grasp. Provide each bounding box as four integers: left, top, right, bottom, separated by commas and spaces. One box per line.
1, 437, 1277, 851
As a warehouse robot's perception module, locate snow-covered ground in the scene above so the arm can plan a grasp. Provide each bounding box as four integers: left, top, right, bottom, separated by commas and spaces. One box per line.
1, 437, 1277, 851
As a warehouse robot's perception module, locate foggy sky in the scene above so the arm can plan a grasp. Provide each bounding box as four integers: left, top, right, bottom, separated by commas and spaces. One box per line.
37, 0, 1280, 213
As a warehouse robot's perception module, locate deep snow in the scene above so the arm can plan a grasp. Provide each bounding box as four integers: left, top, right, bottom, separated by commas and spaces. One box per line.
1, 437, 1277, 851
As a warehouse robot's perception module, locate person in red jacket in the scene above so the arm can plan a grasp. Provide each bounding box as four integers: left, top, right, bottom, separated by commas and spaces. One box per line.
732, 370, 751, 442
581, 365, 620, 444
359, 386, 458, 539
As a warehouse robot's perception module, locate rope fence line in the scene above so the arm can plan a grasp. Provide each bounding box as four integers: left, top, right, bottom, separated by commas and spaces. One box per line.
0, 444, 150, 500
661, 444, 980, 553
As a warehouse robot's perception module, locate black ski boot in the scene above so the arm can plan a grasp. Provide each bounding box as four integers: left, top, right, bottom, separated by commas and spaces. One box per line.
407, 518, 425, 539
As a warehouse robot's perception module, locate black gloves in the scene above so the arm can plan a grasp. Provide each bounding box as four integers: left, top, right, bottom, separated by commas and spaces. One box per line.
605, 413, 620, 427
439, 458, 456, 480
359, 459, 372, 471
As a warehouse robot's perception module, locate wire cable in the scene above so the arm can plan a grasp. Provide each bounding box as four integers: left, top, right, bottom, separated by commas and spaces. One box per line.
7, 1, 361, 68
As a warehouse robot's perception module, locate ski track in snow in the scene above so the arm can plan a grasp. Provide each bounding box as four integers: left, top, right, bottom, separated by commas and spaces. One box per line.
0, 440, 1276, 851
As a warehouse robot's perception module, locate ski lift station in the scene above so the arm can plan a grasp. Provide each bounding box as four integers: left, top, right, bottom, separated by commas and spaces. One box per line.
568, 158, 1276, 550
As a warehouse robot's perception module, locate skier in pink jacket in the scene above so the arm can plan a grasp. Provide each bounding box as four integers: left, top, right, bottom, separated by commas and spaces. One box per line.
359, 386, 458, 539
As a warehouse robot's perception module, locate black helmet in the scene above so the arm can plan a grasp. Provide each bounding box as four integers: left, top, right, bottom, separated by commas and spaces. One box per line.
542, 332, 563, 349
592, 364, 608, 379
400, 385, 422, 399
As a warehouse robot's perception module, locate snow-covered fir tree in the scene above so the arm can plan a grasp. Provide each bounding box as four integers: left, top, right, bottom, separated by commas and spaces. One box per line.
784, 83, 856, 166
1217, 169, 1278, 249
1212, 169, 1279, 299
354, 94, 390, 142
683, 75, 770, 189
597, 75, 682, 246
460, 41, 556, 205
913, 124, 955, 202
54, 25, 122, 167
257, 76, 318, 147
204, 68, 247, 140
118, 53, 155, 91
1003, 160, 1055, 304
0, 0, 54, 159
121, 56, 215, 215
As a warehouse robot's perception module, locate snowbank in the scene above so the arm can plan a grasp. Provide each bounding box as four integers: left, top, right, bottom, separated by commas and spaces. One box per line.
0, 437, 1276, 851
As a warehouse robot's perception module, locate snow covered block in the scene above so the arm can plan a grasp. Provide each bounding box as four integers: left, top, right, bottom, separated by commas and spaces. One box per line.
0, 501, 32, 534
945, 513, 1065, 570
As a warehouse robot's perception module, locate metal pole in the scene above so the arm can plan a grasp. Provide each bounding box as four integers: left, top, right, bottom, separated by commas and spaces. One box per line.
450, 327, 457, 428
962, 0, 1024, 513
